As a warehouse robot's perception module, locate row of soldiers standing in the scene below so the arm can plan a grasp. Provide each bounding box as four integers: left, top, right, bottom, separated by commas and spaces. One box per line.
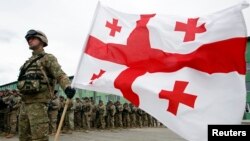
48, 93, 163, 134
0, 89, 163, 138
0, 90, 22, 138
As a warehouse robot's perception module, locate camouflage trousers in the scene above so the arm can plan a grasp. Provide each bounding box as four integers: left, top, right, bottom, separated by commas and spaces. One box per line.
19, 102, 49, 141
64, 110, 74, 131
48, 110, 58, 134
130, 113, 136, 128
90, 113, 96, 128
136, 115, 142, 128
115, 113, 123, 128
97, 115, 105, 129
74, 111, 82, 129
123, 114, 130, 128
142, 115, 148, 127
147, 115, 153, 127
83, 114, 91, 130
8, 110, 18, 134
106, 115, 115, 129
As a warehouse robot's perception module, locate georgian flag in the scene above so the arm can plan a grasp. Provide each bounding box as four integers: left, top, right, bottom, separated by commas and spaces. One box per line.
72, 2, 249, 141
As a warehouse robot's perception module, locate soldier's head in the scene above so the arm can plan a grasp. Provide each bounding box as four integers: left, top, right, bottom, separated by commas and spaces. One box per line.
76, 97, 80, 102
90, 97, 94, 102
116, 100, 121, 105
84, 97, 90, 102
25, 29, 48, 50
59, 96, 64, 101
123, 102, 128, 107
99, 100, 103, 105
108, 100, 113, 105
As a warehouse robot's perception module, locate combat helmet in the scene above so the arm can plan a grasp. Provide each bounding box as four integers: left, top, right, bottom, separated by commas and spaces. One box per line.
25, 29, 48, 47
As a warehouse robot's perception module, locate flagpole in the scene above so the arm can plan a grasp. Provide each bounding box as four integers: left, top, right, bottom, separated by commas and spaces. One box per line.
54, 98, 70, 141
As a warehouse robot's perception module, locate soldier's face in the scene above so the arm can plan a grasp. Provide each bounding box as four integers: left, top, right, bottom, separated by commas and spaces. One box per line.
27, 37, 43, 50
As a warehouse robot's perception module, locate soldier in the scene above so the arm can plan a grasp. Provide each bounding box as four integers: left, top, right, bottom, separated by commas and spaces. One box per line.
48, 90, 60, 135
136, 108, 143, 128
152, 117, 158, 127
17, 29, 75, 141
90, 100, 97, 129
0, 91, 4, 133
141, 110, 148, 127
57, 96, 65, 129
5, 90, 21, 138
96, 100, 106, 130
147, 113, 153, 127
62, 99, 75, 134
106, 101, 116, 130
74, 97, 82, 130
81, 97, 86, 129
0, 91, 9, 134
122, 102, 131, 128
114, 101, 123, 128
129, 103, 137, 128
82, 97, 92, 132
1, 90, 12, 135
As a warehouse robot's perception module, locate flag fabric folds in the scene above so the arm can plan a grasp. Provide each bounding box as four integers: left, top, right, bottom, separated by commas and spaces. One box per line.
72, 2, 249, 141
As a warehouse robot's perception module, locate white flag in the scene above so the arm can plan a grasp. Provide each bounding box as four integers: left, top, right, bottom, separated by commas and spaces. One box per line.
72, 2, 249, 141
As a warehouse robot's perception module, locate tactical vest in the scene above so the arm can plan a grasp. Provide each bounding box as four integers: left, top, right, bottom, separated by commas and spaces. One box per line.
84, 104, 91, 112
98, 106, 105, 115
17, 54, 51, 94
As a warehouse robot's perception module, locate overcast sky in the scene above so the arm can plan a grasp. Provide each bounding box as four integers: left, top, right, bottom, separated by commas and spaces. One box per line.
0, 0, 250, 86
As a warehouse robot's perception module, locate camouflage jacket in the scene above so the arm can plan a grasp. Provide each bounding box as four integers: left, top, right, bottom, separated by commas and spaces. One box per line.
48, 96, 60, 111
107, 105, 116, 116
97, 104, 106, 116
83, 101, 92, 116
19, 50, 71, 103
75, 101, 82, 112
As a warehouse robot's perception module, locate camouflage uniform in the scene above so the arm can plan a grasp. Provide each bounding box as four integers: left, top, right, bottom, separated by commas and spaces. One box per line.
18, 29, 74, 141
106, 101, 116, 129
129, 103, 137, 128
82, 98, 92, 130
1, 91, 10, 134
63, 99, 75, 134
6, 93, 21, 138
147, 114, 153, 127
90, 103, 97, 129
122, 103, 131, 128
152, 117, 158, 127
57, 96, 65, 129
141, 110, 148, 127
48, 94, 60, 134
18, 50, 71, 141
96, 101, 106, 129
114, 101, 123, 128
136, 108, 143, 128
74, 98, 82, 130
0, 91, 8, 133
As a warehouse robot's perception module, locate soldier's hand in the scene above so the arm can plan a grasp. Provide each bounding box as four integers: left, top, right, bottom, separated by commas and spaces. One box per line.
64, 86, 76, 99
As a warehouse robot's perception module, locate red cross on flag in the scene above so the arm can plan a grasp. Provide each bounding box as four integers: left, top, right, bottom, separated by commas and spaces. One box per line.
72, 2, 249, 141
